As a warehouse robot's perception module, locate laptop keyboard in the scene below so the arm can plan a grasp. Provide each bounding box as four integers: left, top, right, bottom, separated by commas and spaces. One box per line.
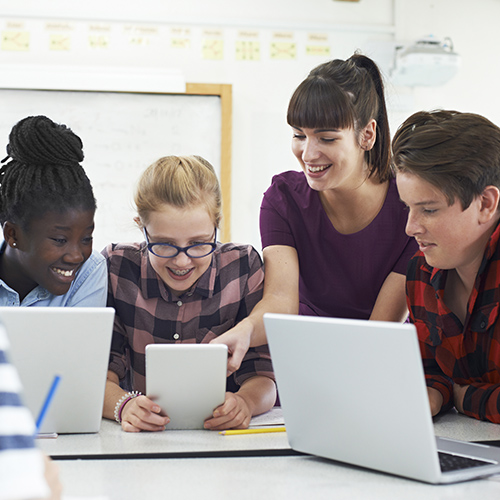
438, 452, 492, 472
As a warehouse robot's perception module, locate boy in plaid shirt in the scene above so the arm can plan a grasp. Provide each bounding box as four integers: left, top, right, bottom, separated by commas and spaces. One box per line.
393, 110, 500, 423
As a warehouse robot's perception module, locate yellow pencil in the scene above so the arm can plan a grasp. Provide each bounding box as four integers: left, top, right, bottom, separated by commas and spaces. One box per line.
219, 427, 286, 436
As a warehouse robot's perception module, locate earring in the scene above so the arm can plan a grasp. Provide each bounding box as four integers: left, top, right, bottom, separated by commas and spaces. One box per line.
12, 242, 17, 247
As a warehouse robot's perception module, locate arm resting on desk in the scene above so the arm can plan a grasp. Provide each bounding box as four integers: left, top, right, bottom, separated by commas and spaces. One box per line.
454, 382, 500, 424
103, 370, 169, 433
204, 376, 277, 431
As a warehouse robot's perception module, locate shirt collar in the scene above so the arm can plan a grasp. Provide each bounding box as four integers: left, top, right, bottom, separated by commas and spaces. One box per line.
421, 220, 500, 292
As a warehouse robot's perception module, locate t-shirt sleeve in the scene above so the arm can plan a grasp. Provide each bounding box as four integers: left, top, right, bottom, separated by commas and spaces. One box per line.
260, 176, 296, 249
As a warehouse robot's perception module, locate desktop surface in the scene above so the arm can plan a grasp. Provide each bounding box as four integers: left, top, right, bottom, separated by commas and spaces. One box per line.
42, 409, 500, 500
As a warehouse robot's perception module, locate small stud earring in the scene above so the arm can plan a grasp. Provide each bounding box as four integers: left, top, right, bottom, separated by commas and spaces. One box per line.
12, 242, 17, 247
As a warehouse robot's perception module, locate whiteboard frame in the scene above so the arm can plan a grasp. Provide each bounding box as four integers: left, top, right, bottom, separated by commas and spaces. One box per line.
186, 83, 232, 241
0, 69, 232, 241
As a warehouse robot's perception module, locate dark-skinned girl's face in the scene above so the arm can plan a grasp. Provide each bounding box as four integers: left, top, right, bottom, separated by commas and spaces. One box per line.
11, 209, 95, 296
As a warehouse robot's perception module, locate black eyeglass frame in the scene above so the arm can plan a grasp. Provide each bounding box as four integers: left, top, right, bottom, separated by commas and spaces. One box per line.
143, 227, 217, 259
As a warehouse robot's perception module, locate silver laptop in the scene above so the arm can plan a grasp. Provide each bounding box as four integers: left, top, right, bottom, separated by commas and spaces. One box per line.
264, 313, 500, 484
1, 307, 114, 434
146, 344, 227, 430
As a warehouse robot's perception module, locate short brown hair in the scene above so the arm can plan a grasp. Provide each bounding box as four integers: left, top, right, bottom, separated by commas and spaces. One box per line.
391, 110, 500, 209
134, 155, 222, 227
287, 53, 391, 182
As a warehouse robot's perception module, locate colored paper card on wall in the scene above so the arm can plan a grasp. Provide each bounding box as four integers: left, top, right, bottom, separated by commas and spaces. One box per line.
270, 42, 297, 60
89, 35, 110, 49
49, 34, 71, 51
1, 30, 30, 51
236, 40, 260, 61
172, 37, 191, 49
202, 39, 224, 60
306, 45, 330, 57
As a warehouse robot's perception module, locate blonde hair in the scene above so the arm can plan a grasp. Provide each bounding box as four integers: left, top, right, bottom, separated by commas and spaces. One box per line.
134, 155, 222, 227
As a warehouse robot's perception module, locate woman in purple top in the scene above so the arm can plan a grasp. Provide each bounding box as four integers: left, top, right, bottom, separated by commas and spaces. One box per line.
212, 53, 418, 373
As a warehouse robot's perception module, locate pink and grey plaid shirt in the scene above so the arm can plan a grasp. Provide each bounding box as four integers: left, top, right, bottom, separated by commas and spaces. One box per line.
102, 241, 274, 394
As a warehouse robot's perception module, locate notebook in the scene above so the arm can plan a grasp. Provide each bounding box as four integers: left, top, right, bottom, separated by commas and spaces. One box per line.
264, 313, 500, 484
146, 344, 227, 430
1, 307, 114, 434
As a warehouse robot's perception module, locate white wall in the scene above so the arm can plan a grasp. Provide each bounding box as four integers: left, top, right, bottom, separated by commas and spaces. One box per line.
0, 0, 498, 251
391, 0, 500, 129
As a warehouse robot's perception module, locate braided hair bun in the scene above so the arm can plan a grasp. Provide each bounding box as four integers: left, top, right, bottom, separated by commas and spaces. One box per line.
0, 115, 96, 228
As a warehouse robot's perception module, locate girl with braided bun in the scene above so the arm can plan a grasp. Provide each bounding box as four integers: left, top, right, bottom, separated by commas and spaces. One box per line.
212, 53, 418, 374
0, 115, 107, 306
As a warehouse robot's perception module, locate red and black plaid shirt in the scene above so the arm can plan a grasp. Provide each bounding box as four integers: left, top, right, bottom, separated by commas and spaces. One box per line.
407, 223, 500, 424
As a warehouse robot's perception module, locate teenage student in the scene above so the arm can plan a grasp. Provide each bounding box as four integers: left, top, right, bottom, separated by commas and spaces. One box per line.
212, 53, 417, 373
0, 326, 61, 500
0, 115, 107, 307
102, 155, 276, 432
393, 110, 500, 424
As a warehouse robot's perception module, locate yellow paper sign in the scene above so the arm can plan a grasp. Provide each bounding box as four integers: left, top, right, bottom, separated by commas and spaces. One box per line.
89, 35, 110, 49
202, 39, 224, 60
306, 45, 331, 57
49, 34, 71, 51
236, 40, 261, 61
270, 42, 296, 60
171, 38, 191, 49
1, 30, 30, 51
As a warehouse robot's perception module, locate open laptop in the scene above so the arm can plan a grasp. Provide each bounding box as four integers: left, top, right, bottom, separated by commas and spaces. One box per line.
1, 307, 114, 434
146, 344, 227, 430
264, 313, 500, 484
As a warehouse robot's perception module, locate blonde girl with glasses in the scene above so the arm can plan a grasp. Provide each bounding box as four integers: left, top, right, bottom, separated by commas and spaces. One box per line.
101, 155, 276, 432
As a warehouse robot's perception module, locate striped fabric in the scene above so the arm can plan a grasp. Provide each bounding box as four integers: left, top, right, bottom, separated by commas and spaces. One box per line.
407, 223, 500, 423
0, 326, 48, 499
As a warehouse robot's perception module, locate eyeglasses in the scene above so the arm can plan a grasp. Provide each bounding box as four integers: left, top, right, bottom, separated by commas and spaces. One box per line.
143, 227, 217, 259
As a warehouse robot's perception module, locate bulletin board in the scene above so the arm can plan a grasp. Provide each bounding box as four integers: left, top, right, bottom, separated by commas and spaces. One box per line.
0, 82, 232, 251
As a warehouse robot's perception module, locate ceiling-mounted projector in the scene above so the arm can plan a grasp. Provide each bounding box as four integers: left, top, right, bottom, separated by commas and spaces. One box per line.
390, 36, 461, 87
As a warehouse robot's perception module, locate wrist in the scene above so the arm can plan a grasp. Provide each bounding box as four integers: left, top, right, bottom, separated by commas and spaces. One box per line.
234, 388, 256, 416
238, 317, 257, 347
428, 387, 444, 416
114, 391, 142, 423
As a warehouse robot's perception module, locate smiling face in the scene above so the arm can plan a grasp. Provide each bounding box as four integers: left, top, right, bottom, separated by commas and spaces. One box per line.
291, 125, 372, 192
9, 209, 95, 297
396, 172, 491, 274
144, 204, 216, 294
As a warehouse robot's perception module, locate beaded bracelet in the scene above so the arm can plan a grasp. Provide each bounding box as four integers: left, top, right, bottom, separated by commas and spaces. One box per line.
114, 391, 142, 424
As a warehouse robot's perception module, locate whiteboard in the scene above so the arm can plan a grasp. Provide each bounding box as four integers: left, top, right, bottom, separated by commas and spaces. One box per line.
0, 88, 222, 253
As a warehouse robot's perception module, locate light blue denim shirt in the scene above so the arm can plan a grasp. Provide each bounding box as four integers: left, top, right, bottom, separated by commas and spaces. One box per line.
0, 243, 107, 307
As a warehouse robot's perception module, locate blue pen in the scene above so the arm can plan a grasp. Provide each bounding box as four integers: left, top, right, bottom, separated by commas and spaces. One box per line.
35, 374, 61, 433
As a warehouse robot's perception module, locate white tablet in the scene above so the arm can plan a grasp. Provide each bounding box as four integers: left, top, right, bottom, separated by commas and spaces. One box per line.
145, 344, 228, 430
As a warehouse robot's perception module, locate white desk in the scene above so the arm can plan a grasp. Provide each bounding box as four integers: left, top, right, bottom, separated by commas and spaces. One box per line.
42, 409, 500, 499
434, 410, 500, 442
38, 408, 289, 459
57, 455, 500, 500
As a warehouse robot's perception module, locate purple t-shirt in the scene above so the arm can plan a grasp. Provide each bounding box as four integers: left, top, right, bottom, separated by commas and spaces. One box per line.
260, 170, 418, 319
